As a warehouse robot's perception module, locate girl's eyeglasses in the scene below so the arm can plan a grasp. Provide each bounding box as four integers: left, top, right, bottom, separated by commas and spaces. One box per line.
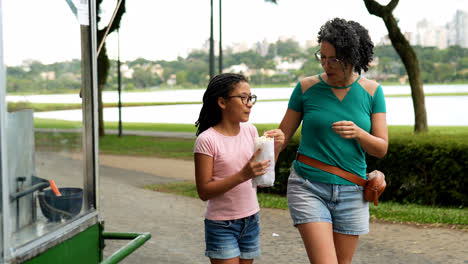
314, 50, 342, 69
226, 94, 257, 105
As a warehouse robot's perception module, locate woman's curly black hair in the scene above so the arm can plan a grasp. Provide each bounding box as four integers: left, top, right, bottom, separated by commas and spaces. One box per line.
317, 18, 374, 74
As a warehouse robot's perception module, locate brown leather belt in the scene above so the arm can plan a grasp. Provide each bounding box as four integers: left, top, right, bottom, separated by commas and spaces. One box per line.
296, 153, 367, 186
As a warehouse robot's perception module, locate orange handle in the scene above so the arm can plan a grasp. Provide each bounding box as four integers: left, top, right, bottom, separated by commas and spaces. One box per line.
49, 180, 62, 196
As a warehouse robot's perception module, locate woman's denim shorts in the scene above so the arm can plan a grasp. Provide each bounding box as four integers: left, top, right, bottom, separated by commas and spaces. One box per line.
287, 166, 369, 235
204, 212, 260, 260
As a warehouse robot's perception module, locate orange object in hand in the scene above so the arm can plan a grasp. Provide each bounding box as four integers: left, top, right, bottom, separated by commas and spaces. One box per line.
49, 180, 62, 196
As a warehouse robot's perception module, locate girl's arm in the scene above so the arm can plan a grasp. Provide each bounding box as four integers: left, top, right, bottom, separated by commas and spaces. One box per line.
332, 113, 388, 158
194, 149, 270, 201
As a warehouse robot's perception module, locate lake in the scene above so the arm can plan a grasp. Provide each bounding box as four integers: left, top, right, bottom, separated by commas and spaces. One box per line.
33, 96, 468, 126
7, 84, 468, 104
7, 84, 468, 126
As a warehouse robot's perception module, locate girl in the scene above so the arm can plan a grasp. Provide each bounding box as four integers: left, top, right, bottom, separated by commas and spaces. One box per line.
194, 73, 284, 264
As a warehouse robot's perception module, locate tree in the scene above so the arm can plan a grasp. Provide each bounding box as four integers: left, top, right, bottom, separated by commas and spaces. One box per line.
275, 39, 302, 59
96, 0, 126, 136
363, 0, 428, 133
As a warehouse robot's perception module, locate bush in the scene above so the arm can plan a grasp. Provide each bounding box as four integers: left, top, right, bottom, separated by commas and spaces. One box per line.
367, 137, 468, 207
260, 130, 468, 207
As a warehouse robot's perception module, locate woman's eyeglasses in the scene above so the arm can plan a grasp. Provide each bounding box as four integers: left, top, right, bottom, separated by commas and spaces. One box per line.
314, 50, 342, 69
226, 94, 257, 105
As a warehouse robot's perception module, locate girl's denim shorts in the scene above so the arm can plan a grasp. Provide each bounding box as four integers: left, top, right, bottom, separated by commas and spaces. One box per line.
204, 212, 260, 260
287, 166, 369, 235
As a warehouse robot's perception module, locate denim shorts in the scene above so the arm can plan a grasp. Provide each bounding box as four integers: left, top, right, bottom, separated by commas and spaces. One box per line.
204, 212, 261, 260
287, 166, 369, 235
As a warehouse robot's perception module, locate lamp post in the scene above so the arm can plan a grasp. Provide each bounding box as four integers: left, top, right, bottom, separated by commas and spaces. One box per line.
219, 0, 222, 74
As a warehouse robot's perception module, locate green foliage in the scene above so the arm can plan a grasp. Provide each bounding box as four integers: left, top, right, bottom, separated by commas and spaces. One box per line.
8, 43, 467, 94
260, 126, 468, 207
367, 134, 468, 207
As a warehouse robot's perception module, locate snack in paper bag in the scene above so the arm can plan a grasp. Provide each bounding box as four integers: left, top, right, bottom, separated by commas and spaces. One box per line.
252, 136, 275, 188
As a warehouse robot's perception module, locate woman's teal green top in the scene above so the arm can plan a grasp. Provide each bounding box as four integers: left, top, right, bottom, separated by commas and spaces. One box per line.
288, 74, 386, 185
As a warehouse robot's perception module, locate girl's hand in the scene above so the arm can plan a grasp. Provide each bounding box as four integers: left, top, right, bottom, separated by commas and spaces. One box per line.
332, 120, 363, 139
264, 129, 285, 154
241, 148, 270, 181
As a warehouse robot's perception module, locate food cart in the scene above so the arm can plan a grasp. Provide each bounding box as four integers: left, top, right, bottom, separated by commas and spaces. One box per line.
0, 0, 150, 263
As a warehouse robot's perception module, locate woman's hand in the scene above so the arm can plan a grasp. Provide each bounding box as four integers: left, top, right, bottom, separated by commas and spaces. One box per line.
332, 120, 363, 139
333, 114, 388, 158
240, 148, 271, 181
264, 129, 285, 157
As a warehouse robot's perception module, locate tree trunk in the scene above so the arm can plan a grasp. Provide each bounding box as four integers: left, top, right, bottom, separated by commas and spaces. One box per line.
97, 35, 109, 137
95, 0, 126, 137
98, 83, 104, 136
364, 0, 428, 133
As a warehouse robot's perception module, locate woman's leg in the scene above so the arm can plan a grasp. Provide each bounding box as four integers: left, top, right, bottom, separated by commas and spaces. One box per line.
331, 184, 367, 264
333, 233, 359, 264
209, 257, 253, 264
210, 257, 240, 264
297, 222, 338, 264
239, 258, 253, 264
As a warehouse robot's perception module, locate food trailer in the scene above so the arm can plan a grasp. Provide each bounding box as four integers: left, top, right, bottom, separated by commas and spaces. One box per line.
0, 0, 150, 263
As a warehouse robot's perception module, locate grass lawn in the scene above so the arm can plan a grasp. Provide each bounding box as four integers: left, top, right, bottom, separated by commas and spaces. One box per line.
34, 121, 468, 229
145, 182, 468, 230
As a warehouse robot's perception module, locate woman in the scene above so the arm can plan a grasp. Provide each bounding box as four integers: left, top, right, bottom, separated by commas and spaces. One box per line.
278, 18, 388, 264
194, 73, 284, 264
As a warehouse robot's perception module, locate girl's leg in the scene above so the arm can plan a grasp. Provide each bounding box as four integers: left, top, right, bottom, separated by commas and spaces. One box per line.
333, 233, 359, 264
297, 222, 338, 264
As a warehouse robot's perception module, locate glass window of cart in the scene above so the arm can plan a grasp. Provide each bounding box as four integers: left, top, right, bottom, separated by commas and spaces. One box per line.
1, 0, 95, 254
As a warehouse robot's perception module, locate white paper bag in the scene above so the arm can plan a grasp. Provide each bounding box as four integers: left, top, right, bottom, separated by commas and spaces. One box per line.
252, 136, 275, 188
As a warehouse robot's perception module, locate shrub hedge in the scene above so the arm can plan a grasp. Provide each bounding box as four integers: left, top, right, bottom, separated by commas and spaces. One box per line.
259, 129, 468, 207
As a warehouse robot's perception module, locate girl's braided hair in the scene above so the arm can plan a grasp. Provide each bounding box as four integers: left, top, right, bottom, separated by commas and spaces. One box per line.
195, 73, 248, 136
317, 18, 374, 74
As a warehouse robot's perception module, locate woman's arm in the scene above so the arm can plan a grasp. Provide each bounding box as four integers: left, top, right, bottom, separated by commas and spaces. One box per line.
278, 108, 303, 151
194, 150, 270, 201
332, 113, 388, 158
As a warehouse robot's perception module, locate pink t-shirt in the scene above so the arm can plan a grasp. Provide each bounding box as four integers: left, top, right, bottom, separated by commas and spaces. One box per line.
194, 123, 260, 220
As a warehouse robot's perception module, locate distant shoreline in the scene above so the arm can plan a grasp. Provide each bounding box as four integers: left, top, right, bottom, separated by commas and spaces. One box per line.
6, 82, 468, 96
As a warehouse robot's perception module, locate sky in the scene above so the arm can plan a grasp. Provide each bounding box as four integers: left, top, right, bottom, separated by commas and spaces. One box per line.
2, 0, 468, 66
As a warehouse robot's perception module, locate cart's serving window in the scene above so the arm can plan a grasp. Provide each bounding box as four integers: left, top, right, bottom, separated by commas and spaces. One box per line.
1, 0, 98, 261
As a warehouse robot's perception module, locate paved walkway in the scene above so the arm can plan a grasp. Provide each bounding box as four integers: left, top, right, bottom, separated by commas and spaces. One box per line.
92, 154, 468, 264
